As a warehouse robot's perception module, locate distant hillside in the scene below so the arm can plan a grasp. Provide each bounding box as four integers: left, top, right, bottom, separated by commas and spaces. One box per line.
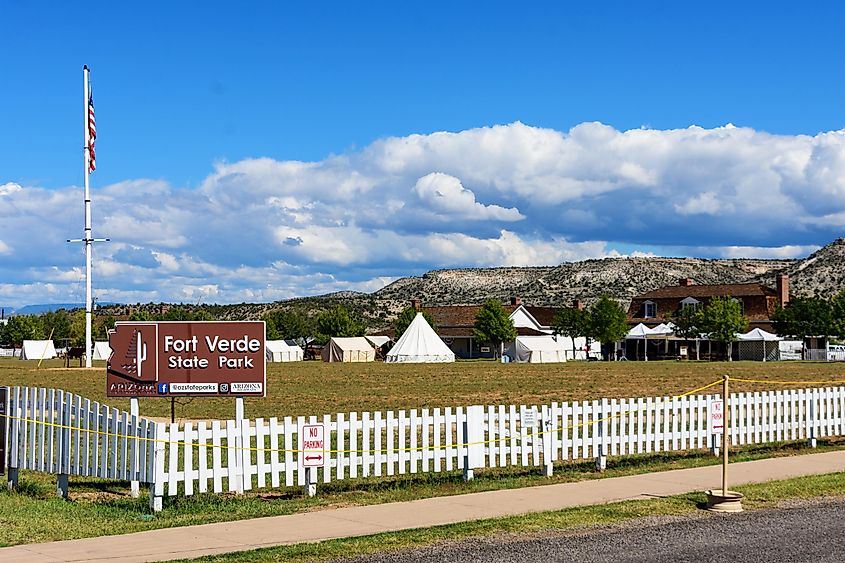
760, 238, 845, 298
375, 258, 795, 307
93, 237, 845, 332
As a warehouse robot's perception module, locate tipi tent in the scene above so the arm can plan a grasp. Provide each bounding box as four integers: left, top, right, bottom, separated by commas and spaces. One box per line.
385, 313, 454, 363
92, 341, 112, 361
505, 335, 567, 363
266, 340, 304, 362
20, 340, 57, 360
321, 337, 375, 363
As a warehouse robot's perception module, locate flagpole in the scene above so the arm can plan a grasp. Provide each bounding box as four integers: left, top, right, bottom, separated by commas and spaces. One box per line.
83, 65, 93, 368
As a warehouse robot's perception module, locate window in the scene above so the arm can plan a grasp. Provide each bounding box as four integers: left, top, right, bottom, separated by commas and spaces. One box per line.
731, 297, 744, 315
644, 300, 656, 318
680, 297, 700, 310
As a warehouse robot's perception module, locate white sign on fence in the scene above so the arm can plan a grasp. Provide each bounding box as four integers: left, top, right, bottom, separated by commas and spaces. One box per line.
301, 424, 325, 468
522, 407, 537, 428
710, 399, 724, 434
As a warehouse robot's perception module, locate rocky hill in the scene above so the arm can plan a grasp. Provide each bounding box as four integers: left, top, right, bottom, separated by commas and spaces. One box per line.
375, 258, 795, 307
96, 238, 845, 330
760, 238, 845, 298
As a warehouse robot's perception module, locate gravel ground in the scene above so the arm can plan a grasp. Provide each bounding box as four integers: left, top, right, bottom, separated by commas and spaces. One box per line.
335, 497, 845, 563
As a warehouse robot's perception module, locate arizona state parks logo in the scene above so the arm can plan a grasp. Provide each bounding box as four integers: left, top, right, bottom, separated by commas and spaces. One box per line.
107, 323, 158, 383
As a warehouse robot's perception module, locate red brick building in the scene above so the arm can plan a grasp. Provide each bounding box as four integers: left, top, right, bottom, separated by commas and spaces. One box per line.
627, 275, 790, 332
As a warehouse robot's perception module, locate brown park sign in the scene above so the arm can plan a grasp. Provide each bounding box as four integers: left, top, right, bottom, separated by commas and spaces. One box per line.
106, 321, 266, 397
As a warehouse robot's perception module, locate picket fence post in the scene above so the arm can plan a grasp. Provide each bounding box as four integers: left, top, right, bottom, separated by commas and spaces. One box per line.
463, 405, 484, 481
149, 422, 165, 512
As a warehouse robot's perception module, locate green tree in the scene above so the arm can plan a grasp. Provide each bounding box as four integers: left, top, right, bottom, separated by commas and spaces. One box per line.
700, 296, 748, 361
316, 305, 364, 344
264, 310, 313, 342
68, 310, 86, 346
832, 289, 845, 339
40, 310, 73, 345
669, 305, 704, 360
586, 296, 629, 361
773, 297, 833, 340
394, 307, 436, 339
4, 315, 43, 351
551, 306, 590, 359
94, 315, 117, 341
264, 314, 281, 340
473, 300, 517, 358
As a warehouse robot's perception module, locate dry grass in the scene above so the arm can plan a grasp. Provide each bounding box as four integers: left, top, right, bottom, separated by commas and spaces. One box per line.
2, 357, 844, 420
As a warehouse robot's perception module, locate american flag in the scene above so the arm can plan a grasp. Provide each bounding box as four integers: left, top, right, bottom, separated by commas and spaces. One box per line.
88, 90, 97, 172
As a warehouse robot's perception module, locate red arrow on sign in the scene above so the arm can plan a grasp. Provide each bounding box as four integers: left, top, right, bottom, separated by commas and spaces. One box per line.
305, 455, 323, 461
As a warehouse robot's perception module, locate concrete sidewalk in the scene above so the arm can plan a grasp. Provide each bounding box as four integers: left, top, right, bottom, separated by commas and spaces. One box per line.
3, 450, 844, 563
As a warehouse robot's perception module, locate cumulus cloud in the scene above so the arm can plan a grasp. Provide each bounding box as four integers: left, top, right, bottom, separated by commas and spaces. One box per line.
2, 121, 845, 306
412, 173, 523, 221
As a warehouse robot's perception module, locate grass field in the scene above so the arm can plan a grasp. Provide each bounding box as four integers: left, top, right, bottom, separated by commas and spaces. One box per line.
2, 358, 845, 420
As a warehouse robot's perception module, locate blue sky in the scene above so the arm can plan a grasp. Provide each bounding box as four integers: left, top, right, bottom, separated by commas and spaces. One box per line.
2, 1, 845, 306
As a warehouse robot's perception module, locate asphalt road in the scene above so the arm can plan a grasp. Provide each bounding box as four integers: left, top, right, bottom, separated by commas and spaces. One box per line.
338, 498, 845, 563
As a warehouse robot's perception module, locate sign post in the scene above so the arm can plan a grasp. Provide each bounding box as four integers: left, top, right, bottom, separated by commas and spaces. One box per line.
705, 375, 743, 512
301, 423, 325, 497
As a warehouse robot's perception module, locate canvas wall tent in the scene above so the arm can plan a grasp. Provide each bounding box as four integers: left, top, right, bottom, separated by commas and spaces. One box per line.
386, 313, 454, 363
365, 336, 391, 349
266, 340, 304, 362
321, 337, 375, 363
505, 335, 567, 363
92, 341, 112, 361
20, 340, 57, 360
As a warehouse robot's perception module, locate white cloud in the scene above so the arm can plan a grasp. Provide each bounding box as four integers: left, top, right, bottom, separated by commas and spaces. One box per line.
412, 173, 523, 221
2, 121, 844, 305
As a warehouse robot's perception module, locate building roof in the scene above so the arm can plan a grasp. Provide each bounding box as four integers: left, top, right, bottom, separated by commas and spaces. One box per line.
635, 283, 776, 300
422, 304, 556, 329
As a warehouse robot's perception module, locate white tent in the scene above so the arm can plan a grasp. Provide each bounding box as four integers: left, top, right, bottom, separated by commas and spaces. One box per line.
20, 340, 57, 360
321, 337, 375, 363
266, 340, 304, 362
737, 328, 781, 341
626, 323, 655, 339
365, 335, 391, 348
505, 335, 567, 363
92, 341, 112, 361
386, 313, 454, 363
737, 328, 782, 361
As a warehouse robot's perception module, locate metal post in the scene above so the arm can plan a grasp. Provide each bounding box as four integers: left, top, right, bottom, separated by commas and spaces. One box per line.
542, 405, 553, 477
721, 375, 729, 494
130, 397, 140, 497
304, 467, 316, 497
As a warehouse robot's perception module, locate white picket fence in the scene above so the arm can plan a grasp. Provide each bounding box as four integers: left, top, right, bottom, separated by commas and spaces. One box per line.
4, 385, 845, 511
4, 387, 156, 488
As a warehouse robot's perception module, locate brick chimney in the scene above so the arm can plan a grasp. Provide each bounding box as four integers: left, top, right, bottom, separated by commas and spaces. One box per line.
510, 297, 521, 306
411, 299, 421, 312
679, 278, 694, 287
572, 299, 584, 311
776, 274, 789, 308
